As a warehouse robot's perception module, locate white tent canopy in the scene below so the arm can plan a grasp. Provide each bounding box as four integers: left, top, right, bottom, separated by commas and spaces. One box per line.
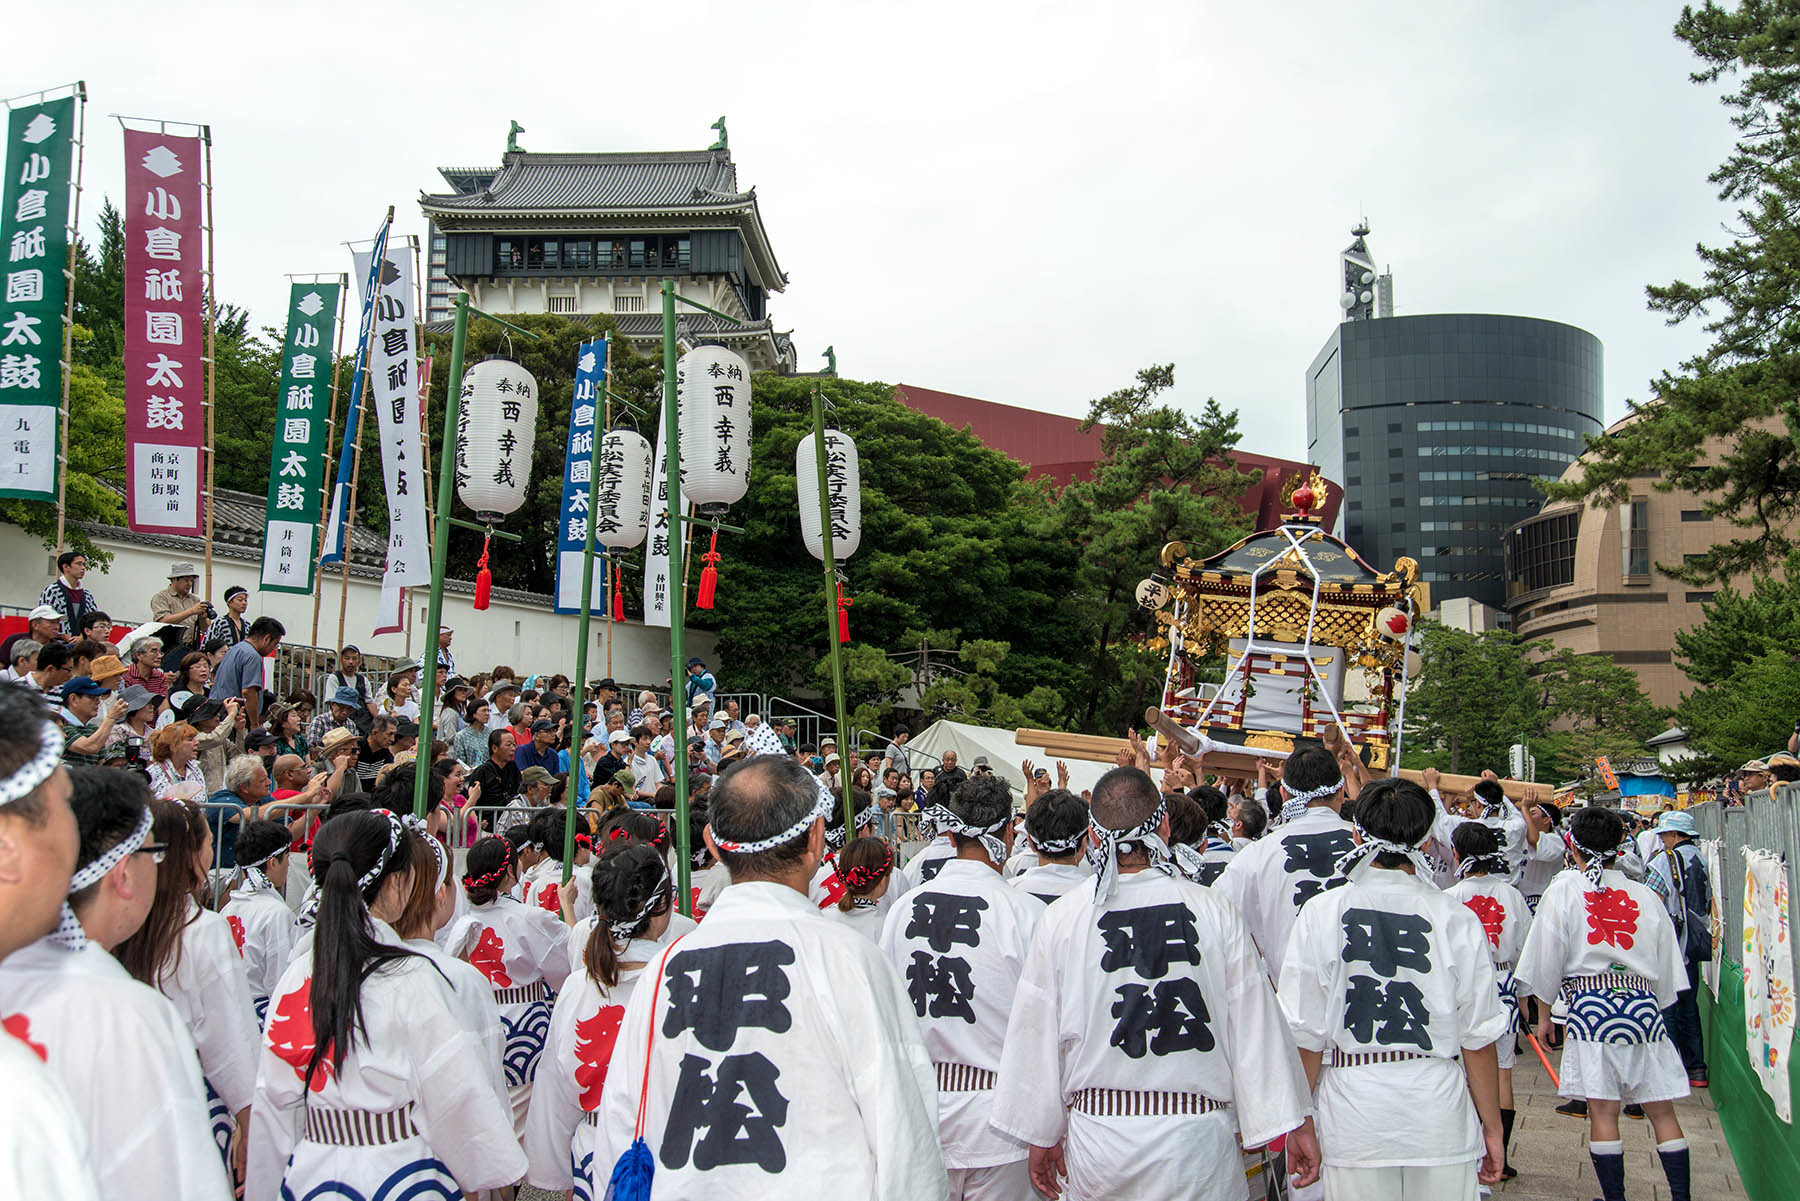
905, 718, 1119, 801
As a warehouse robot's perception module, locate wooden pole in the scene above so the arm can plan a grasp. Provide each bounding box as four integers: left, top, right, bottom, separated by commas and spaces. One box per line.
201, 126, 217, 598
309, 276, 349, 657
335, 316, 373, 652
53, 83, 86, 553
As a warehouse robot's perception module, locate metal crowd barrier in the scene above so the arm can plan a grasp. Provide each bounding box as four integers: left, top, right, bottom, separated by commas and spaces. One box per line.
1690, 783, 1800, 958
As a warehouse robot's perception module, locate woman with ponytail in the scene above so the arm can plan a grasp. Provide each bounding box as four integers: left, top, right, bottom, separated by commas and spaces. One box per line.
391, 827, 507, 1115
117, 797, 261, 1184
828, 835, 895, 939
563, 814, 695, 974
441, 834, 570, 1137
245, 810, 525, 1201
524, 842, 678, 1198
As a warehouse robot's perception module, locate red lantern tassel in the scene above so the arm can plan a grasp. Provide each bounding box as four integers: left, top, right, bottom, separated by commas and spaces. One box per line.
837, 584, 853, 643
473, 534, 492, 610
696, 531, 721, 610
611, 567, 626, 622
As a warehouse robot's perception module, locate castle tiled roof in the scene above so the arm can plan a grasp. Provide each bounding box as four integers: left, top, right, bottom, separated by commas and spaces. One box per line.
421, 151, 749, 214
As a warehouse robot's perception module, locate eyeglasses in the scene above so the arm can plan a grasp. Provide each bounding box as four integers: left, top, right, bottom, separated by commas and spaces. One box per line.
135, 842, 168, 864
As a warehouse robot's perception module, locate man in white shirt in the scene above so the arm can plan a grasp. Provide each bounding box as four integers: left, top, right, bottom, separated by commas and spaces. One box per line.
595, 756, 946, 1199
627, 725, 665, 802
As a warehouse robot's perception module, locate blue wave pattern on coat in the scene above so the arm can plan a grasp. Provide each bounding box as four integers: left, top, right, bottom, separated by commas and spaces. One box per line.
501, 998, 552, 1085
279, 1157, 460, 1201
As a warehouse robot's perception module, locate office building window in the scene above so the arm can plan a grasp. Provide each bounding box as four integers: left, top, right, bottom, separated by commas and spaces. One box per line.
1504, 510, 1577, 597
1685, 590, 1716, 604
1623, 498, 1650, 581
1680, 510, 1707, 522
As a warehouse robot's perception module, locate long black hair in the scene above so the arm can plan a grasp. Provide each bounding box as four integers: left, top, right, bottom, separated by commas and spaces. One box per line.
463, 836, 515, 906
584, 842, 671, 989
306, 810, 421, 1086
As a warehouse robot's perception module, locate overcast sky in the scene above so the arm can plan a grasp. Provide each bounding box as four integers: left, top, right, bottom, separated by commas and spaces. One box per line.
17, 0, 1737, 462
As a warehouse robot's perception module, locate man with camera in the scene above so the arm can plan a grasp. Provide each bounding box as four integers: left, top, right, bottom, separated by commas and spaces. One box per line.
148, 562, 212, 647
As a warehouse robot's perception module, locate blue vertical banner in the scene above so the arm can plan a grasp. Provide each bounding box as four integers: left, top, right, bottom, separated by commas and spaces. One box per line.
320, 213, 391, 565
554, 336, 609, 613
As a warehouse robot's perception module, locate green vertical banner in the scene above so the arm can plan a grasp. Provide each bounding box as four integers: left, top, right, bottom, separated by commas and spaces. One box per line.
0, 97, 76, 501
259, 280, 342, 593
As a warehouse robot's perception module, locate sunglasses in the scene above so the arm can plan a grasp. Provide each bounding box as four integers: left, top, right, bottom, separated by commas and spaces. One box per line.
135, 842, 169, 864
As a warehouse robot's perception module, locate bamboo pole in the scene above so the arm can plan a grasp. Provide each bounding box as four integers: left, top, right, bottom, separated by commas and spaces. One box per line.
53, 83, 86, 552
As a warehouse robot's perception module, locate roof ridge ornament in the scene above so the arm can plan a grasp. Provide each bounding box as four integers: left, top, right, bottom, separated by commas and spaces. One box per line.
709, 115, 728, 151
506, 120, 525, 155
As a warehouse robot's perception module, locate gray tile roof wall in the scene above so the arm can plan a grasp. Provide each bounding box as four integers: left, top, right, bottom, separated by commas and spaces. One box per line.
422, 151, 746, 213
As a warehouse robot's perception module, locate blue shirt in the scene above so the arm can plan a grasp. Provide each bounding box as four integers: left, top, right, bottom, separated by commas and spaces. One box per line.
209, 640, 265, 703
203, 788, 246, 868
514, 739, 561, 775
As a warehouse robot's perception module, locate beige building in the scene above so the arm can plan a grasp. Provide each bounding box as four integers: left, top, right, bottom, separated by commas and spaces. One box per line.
1504, 416, 1786, 709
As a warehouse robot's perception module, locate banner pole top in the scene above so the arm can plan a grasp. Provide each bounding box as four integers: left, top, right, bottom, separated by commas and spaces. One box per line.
1, 81, 84, 108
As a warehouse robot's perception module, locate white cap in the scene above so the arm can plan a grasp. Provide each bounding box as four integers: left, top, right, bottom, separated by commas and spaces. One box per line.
27, 605, 59, 622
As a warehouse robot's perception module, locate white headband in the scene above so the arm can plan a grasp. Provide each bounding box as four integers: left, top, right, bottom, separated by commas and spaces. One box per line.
1336, 822, 1434, 880
713, 780, 833, 855
403, 814, 448, 888
1273, 777, 1343, 827
53, 802, 154, 951
1087, 799, 1176, 903
920, 803, 1009, 861
0, 719, 63, 808
608, 858, 670, 944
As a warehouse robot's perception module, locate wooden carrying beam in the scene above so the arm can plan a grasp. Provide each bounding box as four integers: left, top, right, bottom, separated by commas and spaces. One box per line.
1017, 717, 1552, 806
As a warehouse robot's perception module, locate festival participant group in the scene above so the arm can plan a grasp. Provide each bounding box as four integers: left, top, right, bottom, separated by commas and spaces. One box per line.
0, 594, 1712, 1200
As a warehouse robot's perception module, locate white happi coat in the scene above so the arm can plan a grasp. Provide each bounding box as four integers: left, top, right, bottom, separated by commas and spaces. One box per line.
0, 1014, 101, 1201
525, 933, 665, 1200
1513, 870, 1687, 1013
1002, 847, 1037, 879
160, 900, 263, 1158
1214, 805, 1358, 982
906, 835, 957, 889
403, 936, 508, 1112
692, 862, 732, 916
443, 894, 570, 1128
1422, 789, 1528, 887
567, 910, 697, 976
0, 937, 229, 1201
991, 870, 1313, 1201
1447, 872, 1533, 1069
1278, 866, 1507, 1170
246, 918, 526, 1201
880, 859, 1044, 1171
522, 856, 596, 923
808, 850, 913, 914
1010, 860, 1091, 906
594, 880, 948, 1201
1517, 830, 1568, 905
222, 876, 299, 1021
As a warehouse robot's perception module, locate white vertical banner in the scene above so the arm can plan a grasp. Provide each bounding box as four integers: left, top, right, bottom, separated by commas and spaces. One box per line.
352, 240, 428, 637
643, 413, 686, 628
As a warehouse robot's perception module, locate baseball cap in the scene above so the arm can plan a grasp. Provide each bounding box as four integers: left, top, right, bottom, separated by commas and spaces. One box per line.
612, 768, 637, 791
708, 715, 727, 730
245, 730, 279, 751
521, 766, 555, 785
62, 676, 108, 698
330, 685, 362, 708
608, 729, 633, 745
687, 656, 706, 668
28, 604, 60, 622
531, 718, 555, 733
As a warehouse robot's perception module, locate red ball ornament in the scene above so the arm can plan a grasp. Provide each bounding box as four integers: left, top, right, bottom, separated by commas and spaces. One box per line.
1291, 484, 1316, 513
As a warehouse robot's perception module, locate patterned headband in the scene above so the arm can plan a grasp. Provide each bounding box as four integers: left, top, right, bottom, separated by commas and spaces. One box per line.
0, 720, 64, 808
1456, 852, 1511, 879
1336, 822, 1434, 880
53, 802, 154, 951
713, 781, 833, 855
359, 810, 406, 895
1568, 831, 1622, 892
402, 814, 447, 888
1272, 777, 1343, 828
1031, 827, 1086, 855
827, 798, 881, 850
608, 858, 670, 944
843, 842, 894, 891
463, 840, 514, 889
921, 803, 1009, 862
1087, 798, 1175, 903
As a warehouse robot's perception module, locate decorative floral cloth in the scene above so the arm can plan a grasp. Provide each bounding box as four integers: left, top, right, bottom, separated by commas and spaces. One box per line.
1742, 847, 1794, 1121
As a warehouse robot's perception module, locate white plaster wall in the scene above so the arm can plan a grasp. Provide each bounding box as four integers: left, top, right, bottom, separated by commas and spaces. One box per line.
0, 524, 715, 687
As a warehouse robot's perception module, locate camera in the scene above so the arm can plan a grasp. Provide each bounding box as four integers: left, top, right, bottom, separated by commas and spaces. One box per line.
200, 602, 217, 621
125, 735, 144, 751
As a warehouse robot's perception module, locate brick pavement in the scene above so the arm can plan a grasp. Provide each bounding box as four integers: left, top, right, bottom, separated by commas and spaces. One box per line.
1500, 1043, 1743, 1200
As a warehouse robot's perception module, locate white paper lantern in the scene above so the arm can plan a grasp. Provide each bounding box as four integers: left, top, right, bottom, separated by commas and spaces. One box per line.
593, 429, 653, 550
456, 356, 539, 521
796, 428, 862, 561
1135, 576, 1170, 611
676, 344, 751, 514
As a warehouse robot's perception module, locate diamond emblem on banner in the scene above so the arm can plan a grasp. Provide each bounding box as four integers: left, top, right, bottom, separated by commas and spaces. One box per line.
21, 114, 56, 144
141, 145, 184, 178
297, 292, 325, 317
578, 350, 597, 374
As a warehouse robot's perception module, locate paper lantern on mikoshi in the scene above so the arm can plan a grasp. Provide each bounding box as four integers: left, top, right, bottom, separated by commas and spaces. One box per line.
455, 355, 539, 607
796, 429, 862, 562
593, 430, 652, 550
675, 344, 751, 516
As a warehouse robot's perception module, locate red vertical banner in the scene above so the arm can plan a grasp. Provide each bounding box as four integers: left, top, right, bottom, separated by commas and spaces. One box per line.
122, 130, 207, 534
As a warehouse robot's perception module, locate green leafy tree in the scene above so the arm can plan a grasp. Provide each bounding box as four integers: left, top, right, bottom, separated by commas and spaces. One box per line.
1401, 622, 1544, 775
913, 637, 1062, 730
811, 641, 911, 734
1545, 3, 1800, 582
1671, 550, 1800, 684
71, 200, 124, 375
1531, 648, 1669, 783
1677, 648, 1800, 768
1052, 365, 1259, 732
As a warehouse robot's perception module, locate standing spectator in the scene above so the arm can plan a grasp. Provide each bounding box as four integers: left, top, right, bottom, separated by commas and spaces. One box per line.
1648, 810, 1713, 1088
626, 725, 663, 802
148, 561, 211, 643
1, 604, 65, 662
436, 626, 455, 676
208, 616, 283, 728
39, 550, 98, 636
307, 685, 362, 753
453, 696, 496, 767
323, 644, 378, 726
682, 655, 716, 709
3, 639, 39, 682
120, 635, 167, 697
880, 726, 913, 779
469, 728, 523, 809
354, 715, 399, 790
202, 585, 249, 647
